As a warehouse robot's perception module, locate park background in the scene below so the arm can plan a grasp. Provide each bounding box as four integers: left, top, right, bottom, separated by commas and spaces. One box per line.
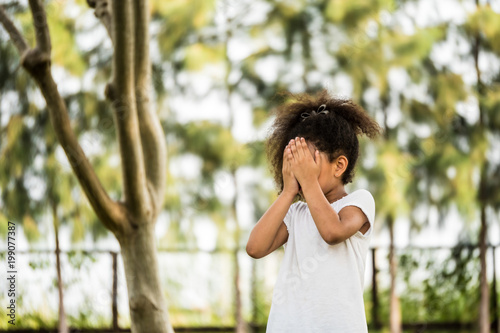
0, 0, 500, 332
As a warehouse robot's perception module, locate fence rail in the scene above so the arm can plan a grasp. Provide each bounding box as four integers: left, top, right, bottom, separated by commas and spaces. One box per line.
0, 244, 498, 332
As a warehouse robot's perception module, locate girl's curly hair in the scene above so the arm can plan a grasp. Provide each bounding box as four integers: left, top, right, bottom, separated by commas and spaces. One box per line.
266, 89, 382, 192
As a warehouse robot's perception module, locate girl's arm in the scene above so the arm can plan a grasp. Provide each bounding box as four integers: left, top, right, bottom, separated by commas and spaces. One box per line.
246, 145, 299, 259
301, 181, 367, 244
245, 191, 294, 259
287, 137, 368, 245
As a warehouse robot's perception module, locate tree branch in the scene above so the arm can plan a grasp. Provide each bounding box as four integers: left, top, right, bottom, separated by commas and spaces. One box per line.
0, 1, 132, 235
110, 0, 151, 220
38, 72, 133, 234
86, 0, 113, 43
28, 0, 50, 54
0, 5, 29, 55
133, 0, 167, 219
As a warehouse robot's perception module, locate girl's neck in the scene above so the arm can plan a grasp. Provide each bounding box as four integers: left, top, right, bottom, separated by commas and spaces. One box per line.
325, 186, 348, 204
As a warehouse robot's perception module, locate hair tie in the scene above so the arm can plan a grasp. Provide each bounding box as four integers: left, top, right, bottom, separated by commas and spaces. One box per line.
301, 104, 330, 121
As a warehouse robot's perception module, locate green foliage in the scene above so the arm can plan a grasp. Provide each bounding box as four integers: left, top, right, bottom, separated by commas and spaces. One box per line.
397, 245, 481, 322
152, 0, 216, 56
389, 26, 447, 67
430, 73, 467, 124
185, 43, 225, 70
324, 0, 396, 27
465, 6, 500, 54
15, 2, 87, 76
172, 121, 251, 175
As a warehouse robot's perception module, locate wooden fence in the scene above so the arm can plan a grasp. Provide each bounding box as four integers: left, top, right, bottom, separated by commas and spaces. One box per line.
1, 244, 498, 333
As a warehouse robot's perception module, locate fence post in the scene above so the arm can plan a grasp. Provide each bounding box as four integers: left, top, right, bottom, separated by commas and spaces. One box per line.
371, 247, 380, 329
492, 246, 498, 333
250, 259, 257, 333
111, 251, 119, 332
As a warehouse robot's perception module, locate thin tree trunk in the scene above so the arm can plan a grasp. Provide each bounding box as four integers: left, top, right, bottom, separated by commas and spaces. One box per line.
51, 202, 69, 333
250, 259, 258, 332
117, 224, 174, 333
473, 0, 490, 329
493, 246, 499, 333
479, 202, 490, 333
222, 7, 245, 331
233, 246, 245, 333
371, 248, 380, 329
112, 251, 119, 332
230, 170, 245, 333
388, 214, 401, 333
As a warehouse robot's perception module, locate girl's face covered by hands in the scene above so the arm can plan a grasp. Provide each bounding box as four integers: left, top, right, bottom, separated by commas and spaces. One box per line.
285, 137, 345, 196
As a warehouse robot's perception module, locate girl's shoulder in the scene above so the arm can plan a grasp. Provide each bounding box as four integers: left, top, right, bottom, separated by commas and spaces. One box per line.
346, 188, 374, 200
338, 189, 375, 212
338, 188, 376, 228
291, 189, 374, 211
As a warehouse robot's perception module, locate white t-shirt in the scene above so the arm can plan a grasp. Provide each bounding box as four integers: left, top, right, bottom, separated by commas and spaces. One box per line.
266, 189, 376, 333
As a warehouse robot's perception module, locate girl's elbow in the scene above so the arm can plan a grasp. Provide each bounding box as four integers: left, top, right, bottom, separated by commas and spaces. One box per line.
323, 232, 341, 245
246, 244, 264, 259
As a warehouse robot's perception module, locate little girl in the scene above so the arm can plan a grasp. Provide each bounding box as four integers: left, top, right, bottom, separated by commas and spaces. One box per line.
246, 89, 382, 332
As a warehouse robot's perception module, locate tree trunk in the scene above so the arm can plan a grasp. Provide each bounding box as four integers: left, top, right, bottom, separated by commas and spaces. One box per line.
473, 0, 490, 326
117, 224, 175, 333
233, 247, 246, 333
492, 245, 499, 333
0, 2, 172, 332
388, 215, 402, 333
52, 202, 69, 333
223, 7, 245, 328
371, 248, 380, 329
250, 259, 258, 332
479, 203, 490, 333
231, 171, 246, 333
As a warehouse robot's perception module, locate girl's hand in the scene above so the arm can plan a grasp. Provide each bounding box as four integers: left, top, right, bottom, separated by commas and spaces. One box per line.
282, 144, 299, 196
288, 137, 321, 186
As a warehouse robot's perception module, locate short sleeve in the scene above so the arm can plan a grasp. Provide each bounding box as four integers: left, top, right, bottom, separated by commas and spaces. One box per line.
341, 189, 376, 237
283, 202, 298, 233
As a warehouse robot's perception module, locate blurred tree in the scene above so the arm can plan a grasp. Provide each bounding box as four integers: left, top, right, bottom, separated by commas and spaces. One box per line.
380, 1, 500, 331
395, 2, 500, 331
0, 3, 122, 329
464, 1, 500, 331
319, 1, 426, 331
0, 0, 172, 332
0, 30, 69, 332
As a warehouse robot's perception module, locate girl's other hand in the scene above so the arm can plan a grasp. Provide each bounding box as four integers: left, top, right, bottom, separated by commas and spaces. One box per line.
288, 137, 321, 186
282, 144, 299, 196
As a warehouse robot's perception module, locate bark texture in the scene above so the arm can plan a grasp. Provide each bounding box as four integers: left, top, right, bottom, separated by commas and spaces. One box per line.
118, 224, 174, 333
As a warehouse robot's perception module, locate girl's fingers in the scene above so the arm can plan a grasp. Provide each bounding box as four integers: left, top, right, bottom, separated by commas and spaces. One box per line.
294, 137, 304, 159
286, 148, 291, 160
282, 147, 289, 172
283, 145, 291, 164
290, 139, 298, 158
300, 137, 310, 159
283, 144, 291, 159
